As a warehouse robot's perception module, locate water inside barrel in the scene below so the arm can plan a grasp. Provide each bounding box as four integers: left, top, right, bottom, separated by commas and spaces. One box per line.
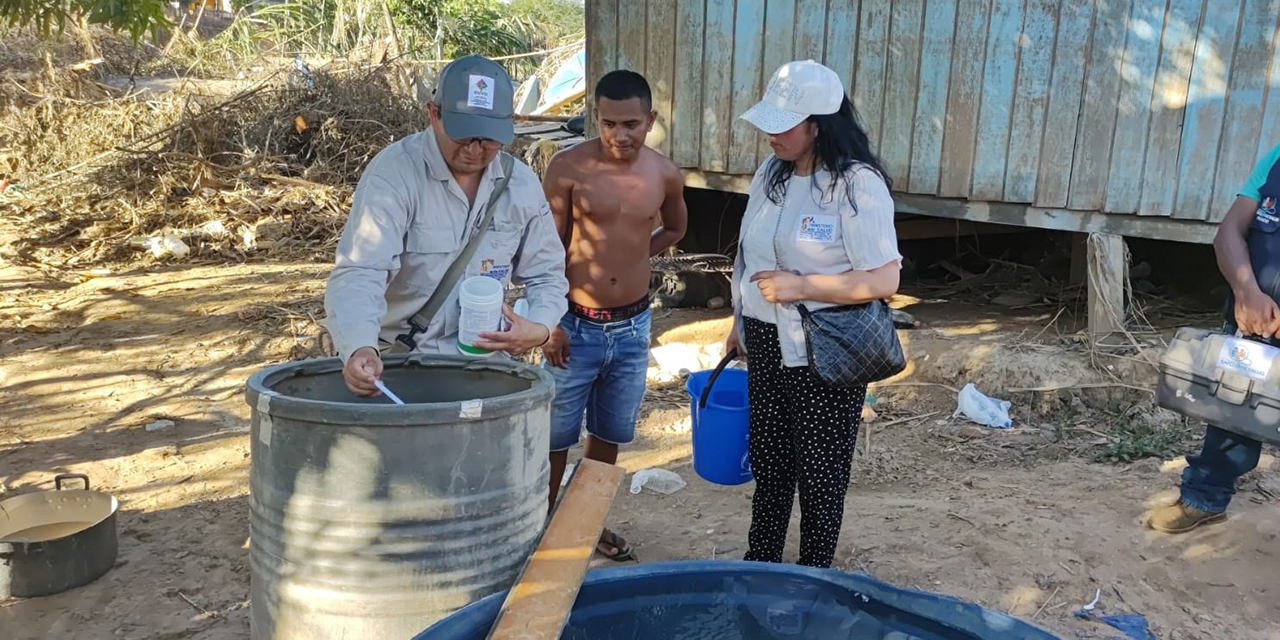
270, 365, 533, 404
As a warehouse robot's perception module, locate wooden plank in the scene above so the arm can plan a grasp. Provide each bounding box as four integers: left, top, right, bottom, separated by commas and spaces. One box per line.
1137, 0, 1205, 217
1173, 0, 1244, 219
1003, 0, 1058, 203
757, 0, 797, 160
894, 218, 1027, 240
583, 0, 618, 138
671, 0, 706, 167
681, 168, 1221, 244
1256, 12, 1280, 171
1102, 0, 1166, 214
1069, 232, 1088, 285
892, 192, 1219, 244
1034, 0, 1095, 208
1087, 233, 1128, 338
854, 0, 893, 151
907, 0, 958, 195
645, 0, 678, 156
728, 0, 767, 174
937, 0, 993, 198
1209, 0, 1280, 221
793, 0, 828, 61
486, 459, 624, 640
823, 0, 861, 95
616, 0, 648, 74
970, 0, 1027, 201
584, 0, 617, 77
881, 0, 925, 186
1067, 0, 1132, 211
699, 0, 735, 172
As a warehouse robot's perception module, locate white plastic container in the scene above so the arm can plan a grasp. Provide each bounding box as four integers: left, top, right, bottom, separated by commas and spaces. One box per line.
458, 276, 505, 357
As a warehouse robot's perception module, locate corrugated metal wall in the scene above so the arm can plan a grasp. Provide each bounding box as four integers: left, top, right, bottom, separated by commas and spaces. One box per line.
586, 0, 1280, 224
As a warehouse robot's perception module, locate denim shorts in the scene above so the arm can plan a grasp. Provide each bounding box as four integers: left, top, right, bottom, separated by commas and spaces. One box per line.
546, 309, 651, 452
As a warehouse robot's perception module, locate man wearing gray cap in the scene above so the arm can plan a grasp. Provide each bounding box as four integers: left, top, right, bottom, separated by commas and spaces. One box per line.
325, 55, 569, 396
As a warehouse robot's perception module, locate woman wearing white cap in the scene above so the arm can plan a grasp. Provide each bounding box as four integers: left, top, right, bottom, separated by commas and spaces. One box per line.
726, 60, 902, 568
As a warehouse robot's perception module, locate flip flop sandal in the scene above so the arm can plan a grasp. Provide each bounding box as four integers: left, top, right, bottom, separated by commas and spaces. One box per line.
596, 529, 634, 562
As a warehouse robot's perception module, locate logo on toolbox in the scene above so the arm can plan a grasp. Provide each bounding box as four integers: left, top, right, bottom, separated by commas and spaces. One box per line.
1216, 336, 1279, 382
1229, 343, 1252, 365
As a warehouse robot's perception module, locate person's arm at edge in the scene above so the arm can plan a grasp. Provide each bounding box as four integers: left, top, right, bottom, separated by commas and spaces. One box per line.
650, 156, 688, 256
325, 171, 410, 360
507, 174, 569, 345
1215, 143, 1280, 337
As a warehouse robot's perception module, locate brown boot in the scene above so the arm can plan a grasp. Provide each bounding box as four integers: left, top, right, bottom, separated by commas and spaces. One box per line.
1147, 500, 1226, 534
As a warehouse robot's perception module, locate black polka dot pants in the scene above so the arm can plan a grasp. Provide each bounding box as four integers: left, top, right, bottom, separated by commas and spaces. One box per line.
742, 316, 866, 569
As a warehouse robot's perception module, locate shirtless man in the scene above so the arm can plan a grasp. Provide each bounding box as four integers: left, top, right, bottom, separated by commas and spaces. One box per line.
541, 70, 688, 560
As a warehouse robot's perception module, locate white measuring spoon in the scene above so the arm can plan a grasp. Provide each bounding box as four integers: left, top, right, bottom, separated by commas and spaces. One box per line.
373, 379, 406, 405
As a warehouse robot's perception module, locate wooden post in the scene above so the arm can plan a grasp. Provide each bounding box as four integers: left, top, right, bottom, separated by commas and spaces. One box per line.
1087, 233, 1127, 339
1069, 232, 1087, 286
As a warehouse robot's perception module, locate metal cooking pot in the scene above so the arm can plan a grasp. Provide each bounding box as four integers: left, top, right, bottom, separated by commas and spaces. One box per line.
0, 473, 119, 597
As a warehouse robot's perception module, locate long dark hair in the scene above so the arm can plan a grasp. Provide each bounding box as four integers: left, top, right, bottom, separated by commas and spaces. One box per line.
765, 96, 891, 209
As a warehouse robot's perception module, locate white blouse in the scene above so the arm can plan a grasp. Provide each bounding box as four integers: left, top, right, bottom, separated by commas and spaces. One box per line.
732, 158, 902, 367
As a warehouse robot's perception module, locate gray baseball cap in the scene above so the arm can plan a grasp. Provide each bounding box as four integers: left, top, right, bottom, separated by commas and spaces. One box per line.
432, 55, 515, 145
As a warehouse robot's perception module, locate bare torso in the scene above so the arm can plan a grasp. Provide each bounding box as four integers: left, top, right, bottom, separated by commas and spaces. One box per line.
560, 141, 668, 308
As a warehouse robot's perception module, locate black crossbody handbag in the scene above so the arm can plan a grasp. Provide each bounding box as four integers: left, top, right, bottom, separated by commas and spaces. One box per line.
772, 181, 906, 388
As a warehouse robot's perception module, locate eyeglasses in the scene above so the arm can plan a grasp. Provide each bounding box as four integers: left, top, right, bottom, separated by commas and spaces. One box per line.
454, 137, 503, 151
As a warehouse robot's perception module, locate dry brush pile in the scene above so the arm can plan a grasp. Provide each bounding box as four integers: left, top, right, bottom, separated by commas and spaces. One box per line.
0, 58, 429, 268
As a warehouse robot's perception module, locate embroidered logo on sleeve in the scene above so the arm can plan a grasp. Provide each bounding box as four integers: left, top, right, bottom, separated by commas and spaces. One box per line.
1258, 196, 1278, 224
796, 214, 837, 243
468, 75, 495, 110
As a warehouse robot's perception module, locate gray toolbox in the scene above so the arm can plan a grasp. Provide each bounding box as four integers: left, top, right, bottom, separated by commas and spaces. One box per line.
1158, 327, 1280, 446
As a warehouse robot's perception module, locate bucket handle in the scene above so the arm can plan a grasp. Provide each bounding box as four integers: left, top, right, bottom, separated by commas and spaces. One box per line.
698, 349, 740, 410
54, 473, 90, 491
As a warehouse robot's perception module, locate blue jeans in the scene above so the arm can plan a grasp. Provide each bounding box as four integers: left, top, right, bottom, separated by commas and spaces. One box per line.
1180, 425, 1263, 513
1179, 317, 1267, 512
546, 310, 651, 452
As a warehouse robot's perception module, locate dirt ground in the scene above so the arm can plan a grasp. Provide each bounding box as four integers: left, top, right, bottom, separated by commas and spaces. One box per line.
1, 246, 1278, 640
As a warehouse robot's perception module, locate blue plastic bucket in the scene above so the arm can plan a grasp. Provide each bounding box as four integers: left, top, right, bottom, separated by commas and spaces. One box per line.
685, 354, 752, 486
412, 560, 1064, 640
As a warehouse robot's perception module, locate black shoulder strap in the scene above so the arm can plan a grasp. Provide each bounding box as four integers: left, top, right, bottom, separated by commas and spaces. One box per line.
393, 152, 516, 351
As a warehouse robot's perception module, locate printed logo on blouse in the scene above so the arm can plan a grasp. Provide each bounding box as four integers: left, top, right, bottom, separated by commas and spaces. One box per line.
480, 258, 511, 280
796, 214, 836, 243
1258, 196, 1278, 225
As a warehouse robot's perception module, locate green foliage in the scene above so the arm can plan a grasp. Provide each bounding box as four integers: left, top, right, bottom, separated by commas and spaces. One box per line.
503, 0, 583, 47
1095, 418, 1192, 464
398, 0, 533, 57
0, 0, 169, 42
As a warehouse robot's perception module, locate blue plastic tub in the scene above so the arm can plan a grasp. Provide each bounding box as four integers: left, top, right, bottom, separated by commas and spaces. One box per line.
686, 367, 752, 485
412, 560, 1063, 640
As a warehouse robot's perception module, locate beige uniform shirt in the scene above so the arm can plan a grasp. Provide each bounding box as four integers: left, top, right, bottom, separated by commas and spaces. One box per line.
324, 130, 568, 361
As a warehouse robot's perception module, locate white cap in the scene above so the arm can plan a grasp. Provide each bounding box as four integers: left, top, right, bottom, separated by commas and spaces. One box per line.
740, 60, 845, 135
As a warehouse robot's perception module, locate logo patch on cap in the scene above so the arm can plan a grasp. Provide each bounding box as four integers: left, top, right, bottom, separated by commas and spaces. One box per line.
766, 75, 804, 104
468, 75, 495, 110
